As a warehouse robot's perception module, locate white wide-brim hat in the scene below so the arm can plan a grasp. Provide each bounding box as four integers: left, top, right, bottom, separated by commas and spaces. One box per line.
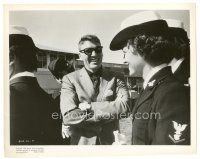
165, 19, 184, 29
9, 25, 29, 35
110, 11, 169, 51
9, 25, 38, 54
9, 25, 38, 50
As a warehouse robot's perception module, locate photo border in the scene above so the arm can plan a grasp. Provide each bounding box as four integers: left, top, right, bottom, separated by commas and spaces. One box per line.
4, 3, 196, 157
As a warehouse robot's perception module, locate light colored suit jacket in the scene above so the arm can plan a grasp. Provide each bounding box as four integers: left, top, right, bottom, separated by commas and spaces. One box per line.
60, 67, 130, 145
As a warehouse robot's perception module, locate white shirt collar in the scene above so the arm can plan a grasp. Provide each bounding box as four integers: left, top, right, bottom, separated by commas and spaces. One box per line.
170, 58, 184, 73
10, 71, 35, 81
143, 64, 167, 89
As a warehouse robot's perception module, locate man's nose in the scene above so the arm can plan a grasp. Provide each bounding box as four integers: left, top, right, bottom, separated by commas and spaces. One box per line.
123, 53, 126, 59
91, 50, 98, 56
123, 53, 126, 61
123, 53, 128, 64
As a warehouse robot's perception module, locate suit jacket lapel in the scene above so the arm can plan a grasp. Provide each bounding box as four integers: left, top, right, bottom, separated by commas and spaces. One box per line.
79, 68, 96, 100
135, 86, 157, 110
97, 69, 109, 101
134, 67, 172, 110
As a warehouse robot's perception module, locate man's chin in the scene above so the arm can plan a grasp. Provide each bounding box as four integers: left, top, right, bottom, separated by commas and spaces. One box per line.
129, 68, 136, 76
129, 67, 142, 77
89, 64, 101, 70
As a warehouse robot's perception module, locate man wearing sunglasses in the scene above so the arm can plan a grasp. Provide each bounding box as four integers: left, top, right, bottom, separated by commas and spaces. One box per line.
60, 35, 130, 145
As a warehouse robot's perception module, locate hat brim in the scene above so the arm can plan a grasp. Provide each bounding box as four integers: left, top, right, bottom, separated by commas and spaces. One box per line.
110, 20, 169, 51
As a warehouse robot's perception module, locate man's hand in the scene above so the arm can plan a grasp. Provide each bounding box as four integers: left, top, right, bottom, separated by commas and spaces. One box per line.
79, 102, 91, 111
112, 130, 127, 145
61, 123, 71, 139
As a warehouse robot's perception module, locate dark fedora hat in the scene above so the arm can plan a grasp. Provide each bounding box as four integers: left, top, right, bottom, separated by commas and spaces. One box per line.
110, 11, 169, 51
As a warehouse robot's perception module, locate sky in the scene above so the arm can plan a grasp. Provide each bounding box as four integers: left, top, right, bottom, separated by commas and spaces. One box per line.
9, 10, 190, 64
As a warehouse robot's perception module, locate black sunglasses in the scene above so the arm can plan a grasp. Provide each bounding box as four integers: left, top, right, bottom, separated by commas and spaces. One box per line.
79, 46, 103, 56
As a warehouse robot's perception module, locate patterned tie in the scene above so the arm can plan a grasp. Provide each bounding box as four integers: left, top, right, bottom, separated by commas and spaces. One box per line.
90, 74, 100, 97
86, 68, 102, 98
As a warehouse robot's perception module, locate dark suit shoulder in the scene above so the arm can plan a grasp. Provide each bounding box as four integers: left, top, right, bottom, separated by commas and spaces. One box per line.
10, 78, 53, 104
152, 74, 190, 117
152, 74, 190, 145
155, 75, 187, 97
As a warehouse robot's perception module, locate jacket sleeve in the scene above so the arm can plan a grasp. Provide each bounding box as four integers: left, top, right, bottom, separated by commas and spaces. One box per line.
152, 84, 190, 145
88, 77, 131, 122
60, 75, 88, 125
60, 75, 100, 131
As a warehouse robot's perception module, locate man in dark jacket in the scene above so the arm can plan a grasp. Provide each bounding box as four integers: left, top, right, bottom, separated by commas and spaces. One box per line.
166, 19, 190, 85
110, 11, 190, 145
48, 58, 75, 144
9, 26, 54, 145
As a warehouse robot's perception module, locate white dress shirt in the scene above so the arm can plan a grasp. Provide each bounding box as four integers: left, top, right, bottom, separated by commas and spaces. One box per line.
171, 58, 184, 73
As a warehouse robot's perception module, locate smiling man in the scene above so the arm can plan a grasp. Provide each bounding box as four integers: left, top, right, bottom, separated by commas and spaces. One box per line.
60, 35, 130, 145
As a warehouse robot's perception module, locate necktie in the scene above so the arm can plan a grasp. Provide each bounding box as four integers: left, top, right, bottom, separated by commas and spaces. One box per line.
91, 74, 100, 96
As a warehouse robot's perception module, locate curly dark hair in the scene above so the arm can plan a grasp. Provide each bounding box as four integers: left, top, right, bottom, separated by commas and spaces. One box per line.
131, 35, 176, 66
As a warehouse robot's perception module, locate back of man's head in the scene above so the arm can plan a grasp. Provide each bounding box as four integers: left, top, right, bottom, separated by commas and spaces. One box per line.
9, 26, 38, 72
48, 58, 75, 80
